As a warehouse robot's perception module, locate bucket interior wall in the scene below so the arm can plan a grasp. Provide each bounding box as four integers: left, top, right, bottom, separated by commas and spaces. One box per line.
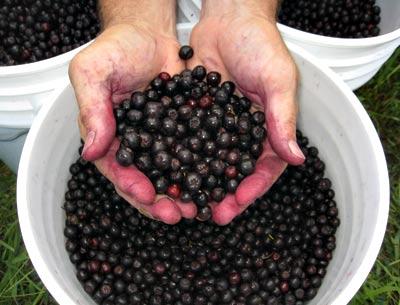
20, 50, 385, 305
377, 0, 400, 34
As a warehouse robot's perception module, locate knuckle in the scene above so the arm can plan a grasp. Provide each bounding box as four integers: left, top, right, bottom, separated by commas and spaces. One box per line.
118, 178, 135, 195
285, 115, 297, 129
78, 105, 93, 127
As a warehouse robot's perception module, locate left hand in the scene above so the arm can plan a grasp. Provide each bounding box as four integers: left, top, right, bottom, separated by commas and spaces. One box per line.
188, 1, 305, 225
69, 23, 196, 224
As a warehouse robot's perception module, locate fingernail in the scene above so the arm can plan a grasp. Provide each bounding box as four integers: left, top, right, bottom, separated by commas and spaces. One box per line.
81, 130, 96, 158
288, 140, 305, 160
138, 207, 157, 220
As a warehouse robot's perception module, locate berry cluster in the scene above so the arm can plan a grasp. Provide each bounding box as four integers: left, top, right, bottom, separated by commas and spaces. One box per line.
114, 47, 266, 214
278, 0, 381, 38
0, 0, 100, 66
64, 131, 339, 305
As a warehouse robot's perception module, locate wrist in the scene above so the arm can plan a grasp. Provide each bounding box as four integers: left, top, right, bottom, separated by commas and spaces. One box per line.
100, 0, 177, 37
201, 0, 278, 22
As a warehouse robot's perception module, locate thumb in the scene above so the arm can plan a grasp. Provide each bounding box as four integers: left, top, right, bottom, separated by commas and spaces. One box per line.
69, 53, 116, 161
265, 89, 305, 165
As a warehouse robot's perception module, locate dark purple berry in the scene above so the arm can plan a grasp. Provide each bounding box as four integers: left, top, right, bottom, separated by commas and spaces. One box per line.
193, 191, 208, 207
185, 172, 202, 192
206, 72, 221, 87
162, 117, 177, 136
116, 147, 134, 167
153, 151, 171, 171
131, 92, 146, 109
177, 149, 194, 165
211, 187, 225, 202
196, 206, 212, 221
199, 96, 213, 109
122, 131, 140, 149
192, 65, 207, 81
221, 81, 236, 95
179, 45, 194, 60
252, 111, 265, 125
126, 109, 143, 124
239, 159, 255, 175
226, 179, 239, 193
210, 160, 226, 176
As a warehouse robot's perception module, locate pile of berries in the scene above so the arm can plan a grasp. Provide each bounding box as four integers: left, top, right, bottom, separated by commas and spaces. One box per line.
64, 131, 340, 305
278, 0, 381, 38
0, 0, 100, 66
114, 46, 266, 213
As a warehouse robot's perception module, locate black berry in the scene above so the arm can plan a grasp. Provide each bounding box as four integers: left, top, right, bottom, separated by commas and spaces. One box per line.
179, 45, 194, 60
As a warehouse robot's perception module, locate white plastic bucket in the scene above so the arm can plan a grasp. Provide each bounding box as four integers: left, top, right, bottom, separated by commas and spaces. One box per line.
0, 38, 91, 172
184, 0, 400, 90
278, 0, 400, 90
0, 43, 91, 129
0, 128, 27, 172
17, 41, 389, 305
0, 7, 190, 130
178, 0, 201, 23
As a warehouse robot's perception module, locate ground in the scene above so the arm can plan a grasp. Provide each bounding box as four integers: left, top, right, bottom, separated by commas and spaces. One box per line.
0, 49, 399, 305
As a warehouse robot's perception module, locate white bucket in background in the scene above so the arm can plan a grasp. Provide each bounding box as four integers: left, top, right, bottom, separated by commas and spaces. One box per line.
0, 43, 91, 129
0, 128, 27, 172
182, 0, 400, 90
17, 40, 389, 305
0, 6, 190, 130
278, 0, 400, 90
178, 0, 201, 23
0, 41, 90, 172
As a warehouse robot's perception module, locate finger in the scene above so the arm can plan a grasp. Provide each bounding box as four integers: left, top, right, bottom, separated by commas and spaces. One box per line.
211, 195, 242, 226
94, 139, 156, 205
115, 186, 153, 216
236, 142, 287, 206
150, 197, 182, 225
69, 53, 116, 161
174, 200, 198, 219
264, 74, 305, 166
115, 190, 180, 224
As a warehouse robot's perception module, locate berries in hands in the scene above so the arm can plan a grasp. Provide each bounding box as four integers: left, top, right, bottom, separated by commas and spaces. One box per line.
113, 47, 267, 219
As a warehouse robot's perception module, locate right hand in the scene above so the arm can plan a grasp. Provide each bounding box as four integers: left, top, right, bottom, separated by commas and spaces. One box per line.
187, 1, 304, 225
69, 23, 197, 224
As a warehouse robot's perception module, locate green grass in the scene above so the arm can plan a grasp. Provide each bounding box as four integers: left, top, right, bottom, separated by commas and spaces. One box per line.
0, 49, 399, 305
0, 163, 56, 305
349, 48, 400, 305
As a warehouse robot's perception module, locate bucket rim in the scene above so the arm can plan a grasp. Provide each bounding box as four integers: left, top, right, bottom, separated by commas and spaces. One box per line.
0, 42, 91, 77
0, 22, 194, 76
278, 23, 400, 47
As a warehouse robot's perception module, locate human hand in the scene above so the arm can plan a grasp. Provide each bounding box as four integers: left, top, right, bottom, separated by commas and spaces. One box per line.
188, 0, 305, 225
69, 20, 197, 224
